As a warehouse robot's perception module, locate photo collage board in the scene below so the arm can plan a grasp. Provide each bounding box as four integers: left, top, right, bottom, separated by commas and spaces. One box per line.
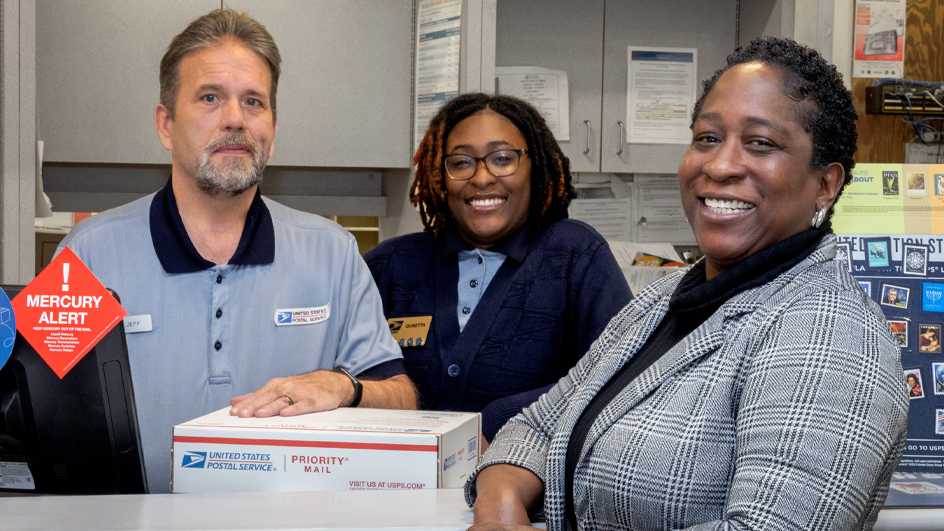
837, 233, 944, 472
833, 163, 944, 473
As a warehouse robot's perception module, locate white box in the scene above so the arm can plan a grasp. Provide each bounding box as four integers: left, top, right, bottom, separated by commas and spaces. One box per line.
171, 408, 481, 494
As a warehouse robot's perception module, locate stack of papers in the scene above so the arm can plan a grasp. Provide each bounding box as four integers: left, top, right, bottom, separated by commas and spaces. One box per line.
607, 240, 686, 296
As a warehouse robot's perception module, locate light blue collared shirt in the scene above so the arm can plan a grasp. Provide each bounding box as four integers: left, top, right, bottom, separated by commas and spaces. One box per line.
457, 248, 506, 331
57, 187, 401, 493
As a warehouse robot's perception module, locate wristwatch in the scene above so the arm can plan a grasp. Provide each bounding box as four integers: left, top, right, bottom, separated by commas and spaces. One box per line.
333, 367, 363, 407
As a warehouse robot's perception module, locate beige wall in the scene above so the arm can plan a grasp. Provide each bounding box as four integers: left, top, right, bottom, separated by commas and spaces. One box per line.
0, 0, 36, 284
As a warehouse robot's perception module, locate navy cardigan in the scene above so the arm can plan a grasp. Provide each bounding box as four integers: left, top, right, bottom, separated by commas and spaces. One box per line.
364, 220, 631, 439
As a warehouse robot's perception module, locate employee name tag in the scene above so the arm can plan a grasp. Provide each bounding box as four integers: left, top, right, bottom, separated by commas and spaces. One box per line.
274, 305, 330, 326
387, 316, 432, 347
123, 314, 152, 334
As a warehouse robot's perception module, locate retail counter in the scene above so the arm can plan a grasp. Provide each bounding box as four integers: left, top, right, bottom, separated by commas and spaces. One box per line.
1, 488, 943, 530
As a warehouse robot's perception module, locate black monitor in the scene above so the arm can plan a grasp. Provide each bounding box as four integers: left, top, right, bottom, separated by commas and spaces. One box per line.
0, 285, 147, 494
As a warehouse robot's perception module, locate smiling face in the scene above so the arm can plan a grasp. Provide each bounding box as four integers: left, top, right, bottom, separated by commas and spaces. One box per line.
444, 110, 531, 249
155, 39, 276, 196
678, 62, 843, 279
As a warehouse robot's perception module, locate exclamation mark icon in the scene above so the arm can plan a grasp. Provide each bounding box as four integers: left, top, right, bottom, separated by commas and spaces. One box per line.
62, 263, 70, 292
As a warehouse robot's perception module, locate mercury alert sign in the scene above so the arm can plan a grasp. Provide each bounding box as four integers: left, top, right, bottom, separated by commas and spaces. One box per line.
11, 247, 127, 378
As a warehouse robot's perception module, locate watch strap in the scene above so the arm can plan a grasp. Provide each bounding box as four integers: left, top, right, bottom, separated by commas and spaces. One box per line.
333, 367, 363, 407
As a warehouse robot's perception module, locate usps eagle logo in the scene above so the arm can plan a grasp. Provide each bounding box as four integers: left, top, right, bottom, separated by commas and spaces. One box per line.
181, 451, 207, 468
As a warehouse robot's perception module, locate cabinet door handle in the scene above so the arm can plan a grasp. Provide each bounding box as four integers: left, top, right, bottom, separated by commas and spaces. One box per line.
617, 121, 625, 155
583, 120, 591, 154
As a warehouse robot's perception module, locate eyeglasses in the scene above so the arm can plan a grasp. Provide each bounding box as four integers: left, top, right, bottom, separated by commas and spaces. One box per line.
442, 149, 529, 181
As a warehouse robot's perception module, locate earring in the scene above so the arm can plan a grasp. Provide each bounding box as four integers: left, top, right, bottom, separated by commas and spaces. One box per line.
811, 206, 827, 228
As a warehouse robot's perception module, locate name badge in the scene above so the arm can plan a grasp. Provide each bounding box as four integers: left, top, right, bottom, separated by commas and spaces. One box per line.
387, 316, 432, 347
275, 305, 330, 326
123, 314, 152, 334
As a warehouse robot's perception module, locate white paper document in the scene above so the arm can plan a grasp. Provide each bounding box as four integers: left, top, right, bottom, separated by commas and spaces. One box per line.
569, 177, 633, 241
414, 0, 462, 151
495, 66, 570, 141
634, 175, 696, 244
570, 199, 633, 241
626, 47, 697, 145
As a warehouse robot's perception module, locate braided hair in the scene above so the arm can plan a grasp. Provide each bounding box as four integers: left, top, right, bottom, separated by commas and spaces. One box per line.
693, 37, 857, 218
411, 93, 576, 236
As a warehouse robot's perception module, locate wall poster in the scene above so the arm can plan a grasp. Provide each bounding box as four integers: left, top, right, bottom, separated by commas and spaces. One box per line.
834, 163, 944, 504
853, 0, 906, 78
414, 0, 462, 152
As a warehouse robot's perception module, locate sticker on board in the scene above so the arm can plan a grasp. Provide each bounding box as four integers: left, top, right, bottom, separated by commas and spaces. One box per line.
0, 288, 15, 371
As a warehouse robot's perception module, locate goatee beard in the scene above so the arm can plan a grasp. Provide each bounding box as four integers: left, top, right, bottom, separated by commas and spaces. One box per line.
195, 133, 266, 197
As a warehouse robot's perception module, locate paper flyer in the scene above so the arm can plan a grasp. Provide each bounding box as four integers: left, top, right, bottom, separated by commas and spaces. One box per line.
495, 66, 570, 141
853, 0, 906, 78
633, 175, 695, 244
569, 177, 634, 241
625, 47, 697, 145
413, 0, 462, 151
832, 163, 944, 235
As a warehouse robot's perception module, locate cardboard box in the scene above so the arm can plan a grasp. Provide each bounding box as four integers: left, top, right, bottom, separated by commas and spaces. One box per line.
171, 408, 481, 494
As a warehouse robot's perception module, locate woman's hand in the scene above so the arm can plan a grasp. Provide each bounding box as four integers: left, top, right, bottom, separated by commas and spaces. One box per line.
472, 464, 544, 526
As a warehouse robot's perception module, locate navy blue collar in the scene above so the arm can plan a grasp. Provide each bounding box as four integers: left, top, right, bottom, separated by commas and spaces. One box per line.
149, 178, 275, 274
442, 220, 533, 264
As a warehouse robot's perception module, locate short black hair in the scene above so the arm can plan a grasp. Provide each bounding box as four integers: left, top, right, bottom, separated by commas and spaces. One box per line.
692, 37, 857, 218
411, 93, 576, 236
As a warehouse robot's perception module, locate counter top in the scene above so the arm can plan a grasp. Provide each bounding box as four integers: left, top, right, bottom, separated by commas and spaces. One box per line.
1, 488, 941, 530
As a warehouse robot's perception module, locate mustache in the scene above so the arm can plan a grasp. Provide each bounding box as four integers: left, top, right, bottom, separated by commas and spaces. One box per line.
205, 133, 261, 156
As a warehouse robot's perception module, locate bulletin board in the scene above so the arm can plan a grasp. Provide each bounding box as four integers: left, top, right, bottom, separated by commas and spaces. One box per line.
834, 163, 944, 475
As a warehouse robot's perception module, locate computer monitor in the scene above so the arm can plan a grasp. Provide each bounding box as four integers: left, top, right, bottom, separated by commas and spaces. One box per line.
0, 285, 147, 494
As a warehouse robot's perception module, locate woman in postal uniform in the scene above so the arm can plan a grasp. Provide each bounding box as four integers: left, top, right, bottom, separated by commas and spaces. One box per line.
365, 94, 631, 446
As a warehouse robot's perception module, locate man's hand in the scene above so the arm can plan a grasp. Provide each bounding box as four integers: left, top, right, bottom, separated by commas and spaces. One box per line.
229, 370, 351, 417
229, 372, 417, 417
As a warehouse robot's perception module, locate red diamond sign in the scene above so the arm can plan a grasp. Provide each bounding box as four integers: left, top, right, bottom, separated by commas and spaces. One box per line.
11, 247, 127, 378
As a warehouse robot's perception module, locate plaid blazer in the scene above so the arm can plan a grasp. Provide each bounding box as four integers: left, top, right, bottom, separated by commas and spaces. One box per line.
467, 234, 909, 530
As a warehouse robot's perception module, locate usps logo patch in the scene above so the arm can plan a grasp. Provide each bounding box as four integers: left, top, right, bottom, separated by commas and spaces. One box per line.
274, 304, 330, 326
181, 451, 207, 468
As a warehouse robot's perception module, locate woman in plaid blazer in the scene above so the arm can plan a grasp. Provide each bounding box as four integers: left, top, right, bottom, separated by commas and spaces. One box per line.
465, 37, 909, 531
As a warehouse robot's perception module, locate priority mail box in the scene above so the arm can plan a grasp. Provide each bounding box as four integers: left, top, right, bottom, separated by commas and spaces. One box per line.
171, 408, 481, 493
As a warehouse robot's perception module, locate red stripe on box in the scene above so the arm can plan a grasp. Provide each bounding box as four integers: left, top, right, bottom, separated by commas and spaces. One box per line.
173, 436, 438, 452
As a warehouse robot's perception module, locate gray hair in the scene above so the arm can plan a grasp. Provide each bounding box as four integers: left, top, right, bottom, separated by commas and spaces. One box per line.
159, 9, 282, 118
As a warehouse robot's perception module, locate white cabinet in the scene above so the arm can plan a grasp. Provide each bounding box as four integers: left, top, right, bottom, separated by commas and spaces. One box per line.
599, 0, 737, 173
494, 0, 604, 172
37, 0, 219, 164
496, 0, 791, 174
38, 0, 413, 168
224, 0, 412, 168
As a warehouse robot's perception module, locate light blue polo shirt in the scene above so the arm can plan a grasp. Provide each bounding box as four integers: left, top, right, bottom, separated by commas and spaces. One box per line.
57, 181, 403, 493
456, 249, 506, 331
